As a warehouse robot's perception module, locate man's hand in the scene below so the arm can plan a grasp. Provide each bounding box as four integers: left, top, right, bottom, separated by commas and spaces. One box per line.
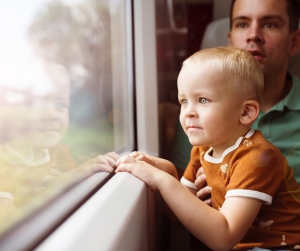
194, 167, 212, 205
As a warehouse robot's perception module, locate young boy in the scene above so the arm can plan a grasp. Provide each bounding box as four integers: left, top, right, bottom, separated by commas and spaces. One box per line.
116, 47, 300, 250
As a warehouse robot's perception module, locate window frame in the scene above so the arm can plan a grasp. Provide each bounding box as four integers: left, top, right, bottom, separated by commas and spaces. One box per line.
0, 0, 160, 250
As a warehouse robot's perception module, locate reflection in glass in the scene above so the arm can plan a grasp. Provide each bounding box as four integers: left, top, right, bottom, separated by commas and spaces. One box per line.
0, 0, 134, 234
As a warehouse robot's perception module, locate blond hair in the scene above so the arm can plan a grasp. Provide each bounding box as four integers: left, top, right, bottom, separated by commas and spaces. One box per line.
183, 46, 264, 104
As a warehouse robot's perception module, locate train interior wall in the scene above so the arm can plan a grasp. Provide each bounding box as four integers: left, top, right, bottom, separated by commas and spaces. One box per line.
155, 0, 213, 250
153, 0, 300, 249
156, 0, 213, 162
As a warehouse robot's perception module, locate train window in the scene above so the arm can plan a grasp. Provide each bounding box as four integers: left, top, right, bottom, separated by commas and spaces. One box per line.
0, 0, 134, 241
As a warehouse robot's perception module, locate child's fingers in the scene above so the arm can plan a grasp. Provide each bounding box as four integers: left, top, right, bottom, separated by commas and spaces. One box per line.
129, 151, 139, 158
91, 152, 119, 169
115, 155, 137, 173
135, 154, 145, 161
103, 153, 120, 168
116, 154, 136, 166
105, 152, 120, 162
116, 155, 128, 166
90, 163, 115, 173
115, 163, 129, 173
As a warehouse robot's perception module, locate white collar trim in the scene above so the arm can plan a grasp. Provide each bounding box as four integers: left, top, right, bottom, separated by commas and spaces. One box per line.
204, 130, 255, 164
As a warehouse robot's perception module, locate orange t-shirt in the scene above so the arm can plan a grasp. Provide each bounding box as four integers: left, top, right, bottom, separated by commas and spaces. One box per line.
0, 144, 77, 207
181, 130, 300, 249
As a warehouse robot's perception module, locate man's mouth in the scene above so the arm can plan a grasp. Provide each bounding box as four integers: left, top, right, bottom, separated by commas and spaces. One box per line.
248, 50, 265, 60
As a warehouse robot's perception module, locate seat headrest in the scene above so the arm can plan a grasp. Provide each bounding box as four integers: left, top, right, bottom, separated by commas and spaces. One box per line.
200, 17, 300, 78
201, 18, 230, 49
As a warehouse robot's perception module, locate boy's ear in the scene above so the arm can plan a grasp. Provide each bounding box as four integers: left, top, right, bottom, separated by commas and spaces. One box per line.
240, 100, 260, 125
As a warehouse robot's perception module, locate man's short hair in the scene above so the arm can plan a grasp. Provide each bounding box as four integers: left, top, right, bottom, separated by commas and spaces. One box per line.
229, 0, 299, 32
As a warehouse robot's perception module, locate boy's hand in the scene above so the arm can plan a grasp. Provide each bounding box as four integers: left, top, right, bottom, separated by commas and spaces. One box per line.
195, 167, 212, 206
127, 151, 156, 167
80, 152, 120, 174
115, 155, 166, 191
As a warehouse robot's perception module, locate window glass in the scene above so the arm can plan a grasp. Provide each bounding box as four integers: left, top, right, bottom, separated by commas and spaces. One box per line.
0, 0, 134, 232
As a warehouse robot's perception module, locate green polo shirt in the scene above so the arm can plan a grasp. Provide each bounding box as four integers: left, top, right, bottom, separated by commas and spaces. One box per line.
171, 75, 300, 184
252, 75, 300, 184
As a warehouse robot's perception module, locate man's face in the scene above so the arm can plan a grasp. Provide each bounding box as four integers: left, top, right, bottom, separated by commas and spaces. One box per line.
228, 0, 296, 78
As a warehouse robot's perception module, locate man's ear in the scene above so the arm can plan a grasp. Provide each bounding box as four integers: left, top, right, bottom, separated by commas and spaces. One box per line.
228, 31, 232, 46
240, 100, 260, 125
289, 29, 300, 56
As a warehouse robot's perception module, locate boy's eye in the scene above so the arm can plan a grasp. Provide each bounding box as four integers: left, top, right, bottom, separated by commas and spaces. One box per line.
56, 102, 69, 109
180, 99, 188, 105
199, 98, 208, 104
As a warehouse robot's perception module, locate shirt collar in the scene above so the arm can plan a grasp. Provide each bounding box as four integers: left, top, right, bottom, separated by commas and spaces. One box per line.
271, 75, 300, 112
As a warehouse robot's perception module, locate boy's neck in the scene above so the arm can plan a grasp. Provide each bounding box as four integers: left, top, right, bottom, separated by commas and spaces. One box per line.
211, 128, 252, 158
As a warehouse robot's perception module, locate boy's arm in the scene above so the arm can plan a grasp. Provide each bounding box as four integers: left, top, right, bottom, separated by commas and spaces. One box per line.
116, 156, 262, 251
46, 152, 121, 185
161, 175, 262, 250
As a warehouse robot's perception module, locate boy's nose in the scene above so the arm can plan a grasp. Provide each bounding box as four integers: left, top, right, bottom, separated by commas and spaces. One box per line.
184, 106, 198, 118
42, 105, 58, 120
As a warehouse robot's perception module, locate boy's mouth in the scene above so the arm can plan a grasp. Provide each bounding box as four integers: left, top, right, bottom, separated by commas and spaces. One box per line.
187, 125, 202, 131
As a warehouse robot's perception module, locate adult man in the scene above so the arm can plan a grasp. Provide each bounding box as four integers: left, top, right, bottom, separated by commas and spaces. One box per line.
172, 0, 300, 190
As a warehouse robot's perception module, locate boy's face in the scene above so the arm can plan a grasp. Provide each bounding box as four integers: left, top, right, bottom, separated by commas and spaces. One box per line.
228, 0, 295, 79
178, 65, 245, 156
31, 82, 70, 150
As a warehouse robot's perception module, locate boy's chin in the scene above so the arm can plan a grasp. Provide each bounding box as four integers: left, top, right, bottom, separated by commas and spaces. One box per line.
188, 138, 206, 147
32, 135, 62, 150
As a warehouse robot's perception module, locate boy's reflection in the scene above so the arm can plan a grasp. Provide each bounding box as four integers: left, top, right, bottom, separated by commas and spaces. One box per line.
0, 62, 119, 224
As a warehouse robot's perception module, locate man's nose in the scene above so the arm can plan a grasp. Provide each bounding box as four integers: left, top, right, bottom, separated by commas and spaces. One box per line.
246, 23, 264, 44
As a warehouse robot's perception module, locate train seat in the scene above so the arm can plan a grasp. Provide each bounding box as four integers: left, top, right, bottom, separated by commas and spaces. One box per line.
200, 17, 300, 78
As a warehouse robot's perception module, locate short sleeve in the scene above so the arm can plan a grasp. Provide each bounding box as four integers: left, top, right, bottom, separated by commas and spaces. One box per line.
226, 143, 283, 204
180, 146, 209, 189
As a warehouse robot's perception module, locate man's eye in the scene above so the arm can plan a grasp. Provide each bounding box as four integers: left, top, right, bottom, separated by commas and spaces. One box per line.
199, 98, 208, 104
236, 22, 248, 28
264, 22, 276, 28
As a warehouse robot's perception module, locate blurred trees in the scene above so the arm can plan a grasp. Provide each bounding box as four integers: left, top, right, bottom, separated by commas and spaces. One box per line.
28, 0, 112, 125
